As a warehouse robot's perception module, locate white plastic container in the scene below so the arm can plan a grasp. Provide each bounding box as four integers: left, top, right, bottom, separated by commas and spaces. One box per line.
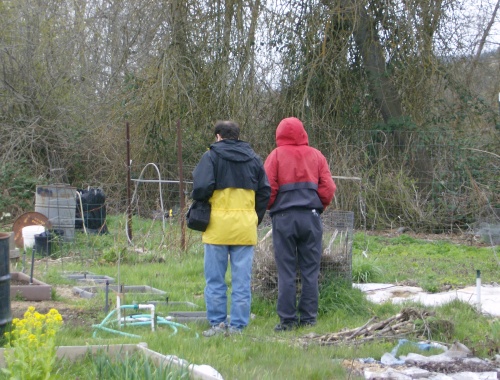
22, 225, 45, 251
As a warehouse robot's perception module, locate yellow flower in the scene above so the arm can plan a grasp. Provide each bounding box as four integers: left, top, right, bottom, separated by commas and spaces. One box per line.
4, 307, 64, 380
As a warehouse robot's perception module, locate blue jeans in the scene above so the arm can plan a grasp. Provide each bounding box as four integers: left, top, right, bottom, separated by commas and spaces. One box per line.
204, 244, 254, 330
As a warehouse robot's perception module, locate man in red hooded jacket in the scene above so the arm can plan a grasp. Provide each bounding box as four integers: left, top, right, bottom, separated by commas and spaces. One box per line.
264, 117, 336, 331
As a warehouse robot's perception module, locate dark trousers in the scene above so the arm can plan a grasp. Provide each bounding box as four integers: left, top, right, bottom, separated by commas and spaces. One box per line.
272, 209, 323, 324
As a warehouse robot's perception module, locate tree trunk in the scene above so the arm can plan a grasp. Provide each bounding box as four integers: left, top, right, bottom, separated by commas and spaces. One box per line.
348, 1, 403, 124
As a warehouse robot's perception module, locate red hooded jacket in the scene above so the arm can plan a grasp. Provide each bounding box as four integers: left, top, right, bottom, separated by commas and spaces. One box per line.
264, 117, 336, 215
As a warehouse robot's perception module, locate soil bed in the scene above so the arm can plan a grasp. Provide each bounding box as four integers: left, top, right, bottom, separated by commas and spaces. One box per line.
9, 286, 101, 329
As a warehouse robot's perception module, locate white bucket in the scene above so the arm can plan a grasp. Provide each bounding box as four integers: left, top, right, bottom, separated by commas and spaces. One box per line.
22, 225, 45, 251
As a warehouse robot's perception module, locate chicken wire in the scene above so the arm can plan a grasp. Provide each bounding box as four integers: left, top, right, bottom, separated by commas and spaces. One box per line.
252, 209, 354, 300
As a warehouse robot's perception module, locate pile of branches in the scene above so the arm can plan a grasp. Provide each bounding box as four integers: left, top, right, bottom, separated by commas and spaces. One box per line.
302, 308, 435, 346
252, 229, 277, 298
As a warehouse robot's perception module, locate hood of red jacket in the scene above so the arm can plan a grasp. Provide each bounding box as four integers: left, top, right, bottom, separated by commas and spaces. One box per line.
276, 117, 309, 147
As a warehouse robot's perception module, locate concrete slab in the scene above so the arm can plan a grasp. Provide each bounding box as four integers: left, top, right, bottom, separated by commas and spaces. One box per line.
354, 283, 500, 317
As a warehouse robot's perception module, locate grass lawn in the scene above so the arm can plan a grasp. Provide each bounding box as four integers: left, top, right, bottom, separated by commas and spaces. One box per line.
2, 215, 499, 379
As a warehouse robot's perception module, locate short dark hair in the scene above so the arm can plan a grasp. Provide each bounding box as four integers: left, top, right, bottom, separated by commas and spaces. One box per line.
214, 120, 240, 140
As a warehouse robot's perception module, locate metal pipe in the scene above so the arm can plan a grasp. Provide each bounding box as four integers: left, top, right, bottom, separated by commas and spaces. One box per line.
30, 247, 35, 284
476, 269, 482, 312
126, 121, 133, 242
105, 280, 109, 313
177, 119, 186, 251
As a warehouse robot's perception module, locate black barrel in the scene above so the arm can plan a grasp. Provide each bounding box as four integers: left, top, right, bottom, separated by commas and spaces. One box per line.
0, 232, 12, 341
34, 231, 52, 256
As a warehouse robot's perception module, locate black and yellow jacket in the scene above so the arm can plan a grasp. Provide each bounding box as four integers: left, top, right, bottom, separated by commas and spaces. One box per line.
192, 139, 271, 245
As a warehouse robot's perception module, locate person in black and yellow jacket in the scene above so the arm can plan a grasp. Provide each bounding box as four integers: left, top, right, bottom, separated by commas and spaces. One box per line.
192, 120, 270, 336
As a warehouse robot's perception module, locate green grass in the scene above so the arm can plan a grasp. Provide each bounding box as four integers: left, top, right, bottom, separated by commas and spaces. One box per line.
5, 215, 500, 379
55, 349, 191, 379
353, 232, 499, 288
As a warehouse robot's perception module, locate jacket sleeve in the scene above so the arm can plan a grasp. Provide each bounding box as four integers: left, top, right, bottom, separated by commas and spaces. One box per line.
255, 163, 271, 225
317, 154, 336, 208
191, 150, 216, 201
263, 150, 279, 209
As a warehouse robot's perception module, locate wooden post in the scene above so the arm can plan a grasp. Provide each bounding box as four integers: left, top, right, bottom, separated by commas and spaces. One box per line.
177, 119, 186, 251
126, 122, 133, 242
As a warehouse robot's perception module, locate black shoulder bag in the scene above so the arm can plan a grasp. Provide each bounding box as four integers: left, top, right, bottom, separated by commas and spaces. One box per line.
186, 150, 216, 232
186, 200, 211, 231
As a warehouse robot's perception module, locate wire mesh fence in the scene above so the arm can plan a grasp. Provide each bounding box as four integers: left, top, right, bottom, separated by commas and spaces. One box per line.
78, 128, 499, 252
252, 209, 354, 300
